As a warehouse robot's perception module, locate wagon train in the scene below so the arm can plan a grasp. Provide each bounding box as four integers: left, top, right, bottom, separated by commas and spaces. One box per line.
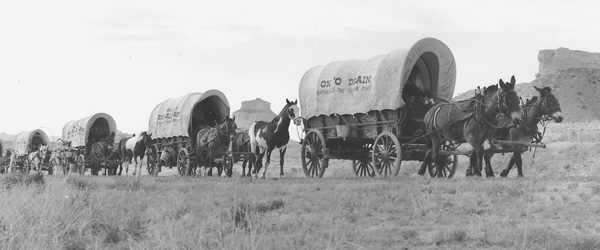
147, 90, 236, 177
297, 37, 460, 178
11, 129, 55, 174
60, 113, 117, 175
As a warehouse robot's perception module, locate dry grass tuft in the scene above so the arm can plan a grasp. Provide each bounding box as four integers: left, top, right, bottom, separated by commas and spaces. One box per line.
64, 175, 97, 190
2, 172, 45, 189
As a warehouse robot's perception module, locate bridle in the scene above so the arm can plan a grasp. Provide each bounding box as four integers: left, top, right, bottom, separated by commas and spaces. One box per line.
519, 93, 561, 143
475, 88, 519, 129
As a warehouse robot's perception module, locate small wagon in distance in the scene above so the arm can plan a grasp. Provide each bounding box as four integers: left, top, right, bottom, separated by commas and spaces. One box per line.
12, 129, 55, 174
147, 90, 235, 177
61, 113, 117, 175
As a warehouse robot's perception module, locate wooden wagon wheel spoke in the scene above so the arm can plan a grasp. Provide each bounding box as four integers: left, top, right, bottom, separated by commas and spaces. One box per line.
353, 159, 375, 177
428, 140, 458, 178
373, 131, 402, 177
177, 148, 189, 176
301, 129, 328, 178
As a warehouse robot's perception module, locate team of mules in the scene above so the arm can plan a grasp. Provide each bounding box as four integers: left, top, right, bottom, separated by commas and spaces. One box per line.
470, 85, 563, 177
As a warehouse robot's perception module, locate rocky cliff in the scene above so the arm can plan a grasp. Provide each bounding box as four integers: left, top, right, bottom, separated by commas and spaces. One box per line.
537, 48, 600, 77
232, 98, 277, 130
454, 47, 600, 122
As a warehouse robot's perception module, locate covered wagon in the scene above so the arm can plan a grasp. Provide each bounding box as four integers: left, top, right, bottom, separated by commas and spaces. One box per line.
61, 113, 117, 175
297, 37, 457, 178
147, 90, 232, 176
13, 129, 54, 174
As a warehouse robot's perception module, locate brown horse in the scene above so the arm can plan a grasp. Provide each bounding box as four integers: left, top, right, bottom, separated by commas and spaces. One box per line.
419, 76, 522, 177
196, 116, 237, 177
107, 146, 121, 176
89, 131, 115, 175
472, 86, 563, 177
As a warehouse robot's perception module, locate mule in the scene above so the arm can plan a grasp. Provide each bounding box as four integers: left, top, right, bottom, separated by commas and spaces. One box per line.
196, 116, 237, 177
28, 145, 49, 173
249, 98, 299, 178
232, 129, 254, 177
107, 146, 121, 176
419, 76, 522, 177
119, 131, 153, 176
89, 132, 115, 175
471, 86, 563, 177
0, 148, 15, 174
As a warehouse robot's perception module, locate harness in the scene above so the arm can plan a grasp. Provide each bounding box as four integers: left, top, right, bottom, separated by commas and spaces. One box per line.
195, 121, 234, 153
431, 88, 516, 134
516, 95, 555, 144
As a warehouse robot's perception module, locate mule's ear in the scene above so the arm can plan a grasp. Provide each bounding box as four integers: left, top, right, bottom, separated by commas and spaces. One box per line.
293, 99, 298, 105
232, 116, 236, 121
534, 86, 542, 93
510, 75, 516, 85
286, 98, 291, 105
498, 79, 506, 89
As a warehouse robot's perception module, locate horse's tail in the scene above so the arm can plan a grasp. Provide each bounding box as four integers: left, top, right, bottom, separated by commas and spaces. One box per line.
248, 123, 258, 155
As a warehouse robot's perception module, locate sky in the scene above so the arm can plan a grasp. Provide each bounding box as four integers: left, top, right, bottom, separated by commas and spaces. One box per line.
2, 0, 600, 140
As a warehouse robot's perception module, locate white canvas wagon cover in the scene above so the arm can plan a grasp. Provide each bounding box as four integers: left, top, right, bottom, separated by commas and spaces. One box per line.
62, 113, 117, 148
299, 37, 456, 118
14, 129, 50, 155
148, 90, 230, 139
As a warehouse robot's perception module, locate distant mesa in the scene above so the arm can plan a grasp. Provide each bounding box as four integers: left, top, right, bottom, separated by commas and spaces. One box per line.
537, 47, 600, 77
232, 98, 277, 130
454, 47, 600, 122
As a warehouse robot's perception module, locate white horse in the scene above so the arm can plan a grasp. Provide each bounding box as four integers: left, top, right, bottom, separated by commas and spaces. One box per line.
28, 145, 49, 173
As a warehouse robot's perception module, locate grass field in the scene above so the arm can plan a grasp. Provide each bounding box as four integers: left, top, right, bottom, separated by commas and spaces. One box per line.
1, 122, 600, 250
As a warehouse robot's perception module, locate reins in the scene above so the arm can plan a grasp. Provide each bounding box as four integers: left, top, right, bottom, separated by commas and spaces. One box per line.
466, 88, 517, 129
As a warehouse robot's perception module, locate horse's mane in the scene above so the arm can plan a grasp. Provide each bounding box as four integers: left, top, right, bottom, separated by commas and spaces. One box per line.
131, 131, 146, 140
271, 103, 291, 123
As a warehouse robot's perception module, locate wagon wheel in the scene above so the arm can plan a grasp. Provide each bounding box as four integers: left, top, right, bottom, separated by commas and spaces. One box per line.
76, 154, 85, 175
147, 145, 160, 176
301, 129, 329, 178
373, 131, 402, 177
177, 148, 190, 176
428, 140, 458, 178
352, 160, 376, 177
